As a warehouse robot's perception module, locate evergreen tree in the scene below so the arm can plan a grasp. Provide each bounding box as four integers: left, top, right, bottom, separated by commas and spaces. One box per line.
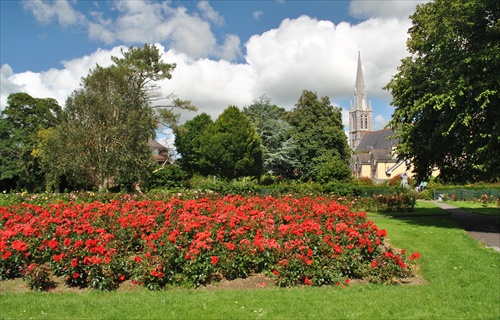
285, 90, 350, 182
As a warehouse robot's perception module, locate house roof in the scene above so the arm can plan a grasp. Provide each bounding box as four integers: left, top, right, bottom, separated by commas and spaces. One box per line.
351, 153, 371, 163
355, 129, 398, 152
371, 149, 398, 162
147, 138, 168, 151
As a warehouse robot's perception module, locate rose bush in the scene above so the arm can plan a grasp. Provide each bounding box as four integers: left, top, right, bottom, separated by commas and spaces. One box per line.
0, 195, 419, 290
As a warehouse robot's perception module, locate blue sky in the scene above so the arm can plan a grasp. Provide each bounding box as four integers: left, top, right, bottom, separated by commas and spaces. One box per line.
1, 0, 428, 146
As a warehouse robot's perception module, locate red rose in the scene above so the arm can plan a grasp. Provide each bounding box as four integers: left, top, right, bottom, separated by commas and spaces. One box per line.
2, 251, 12, 260
211, 255, 219, 265
304, 277, 312, 286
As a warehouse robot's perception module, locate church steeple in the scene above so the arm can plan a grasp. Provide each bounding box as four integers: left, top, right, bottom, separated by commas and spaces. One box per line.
349, 52, 372, 150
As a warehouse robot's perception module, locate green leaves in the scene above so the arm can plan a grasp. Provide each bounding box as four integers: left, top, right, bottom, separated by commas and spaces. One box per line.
176, 106, 263, 180
386, 0, 500, 183
37, 44, 179, 191
285, 90, 350, 181
0, 93, 62, 192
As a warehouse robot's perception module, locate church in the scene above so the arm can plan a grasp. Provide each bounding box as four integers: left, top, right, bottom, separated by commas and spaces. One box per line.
348, 53, 416, 183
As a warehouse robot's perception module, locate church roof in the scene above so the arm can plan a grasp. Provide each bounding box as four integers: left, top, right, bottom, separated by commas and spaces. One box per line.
355, 129, 398, 152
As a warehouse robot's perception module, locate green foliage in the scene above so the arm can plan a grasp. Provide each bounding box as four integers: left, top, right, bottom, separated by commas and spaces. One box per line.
0, 93, 62, 192
244, 95, 298, 178
38, 44, 177, 191
150, 165, 189, 189
21, 263, 55, 291
373, 188, 417, 212
385, 0, 500, 183
176, 107, 263, 180
175, 113, 215, 176
285, 90, 350, 181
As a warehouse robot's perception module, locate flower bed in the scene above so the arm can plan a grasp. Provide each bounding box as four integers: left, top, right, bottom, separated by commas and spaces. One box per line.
0, 195, 419, 291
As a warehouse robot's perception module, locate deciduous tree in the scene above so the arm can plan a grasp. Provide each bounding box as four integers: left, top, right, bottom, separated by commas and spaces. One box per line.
40, 44, 189, 191
385, 0, 500, 183
0, 93, 62, 191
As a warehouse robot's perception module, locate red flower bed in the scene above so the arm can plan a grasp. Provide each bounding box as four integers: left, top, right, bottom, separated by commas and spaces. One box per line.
0, 195, 419, 290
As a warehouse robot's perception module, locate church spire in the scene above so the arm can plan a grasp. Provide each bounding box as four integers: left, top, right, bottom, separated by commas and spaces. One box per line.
349, 52, 372, 150
353, 52, 370, 111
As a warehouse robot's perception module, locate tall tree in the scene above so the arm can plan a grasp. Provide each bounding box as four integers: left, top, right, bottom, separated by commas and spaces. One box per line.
40, 44, 187, 191
174, 113, 215, 176
285, 90, 350, 181
176, 107, 263, 180
385, 0, 500, 183
244, 95, 298, 178
0, 93, 62, 192
209, 106, 263, 180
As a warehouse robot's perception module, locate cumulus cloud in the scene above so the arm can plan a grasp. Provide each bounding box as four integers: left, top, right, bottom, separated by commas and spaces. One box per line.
22, 0, 86, 26
1, 65, 24, 109
245, 15, 409, 110
197, 1, 225, 26
22, 0, 242, 61
349, 0, 429, 20
3, 9, 415, 131
373, 114, 388, 130
1, 47, 124, 109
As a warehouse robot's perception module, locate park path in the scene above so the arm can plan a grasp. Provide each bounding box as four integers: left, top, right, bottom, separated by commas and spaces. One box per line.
432, 201, 500, 253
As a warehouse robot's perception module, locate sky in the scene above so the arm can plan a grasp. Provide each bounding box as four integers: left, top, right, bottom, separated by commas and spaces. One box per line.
0, 0, 429, 147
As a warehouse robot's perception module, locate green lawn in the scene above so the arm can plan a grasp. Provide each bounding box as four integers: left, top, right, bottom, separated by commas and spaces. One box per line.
1, 204, 499, 319
443, 201, 500, 216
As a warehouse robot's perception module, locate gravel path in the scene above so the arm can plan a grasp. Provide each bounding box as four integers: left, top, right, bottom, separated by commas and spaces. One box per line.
432, 201, 500, 253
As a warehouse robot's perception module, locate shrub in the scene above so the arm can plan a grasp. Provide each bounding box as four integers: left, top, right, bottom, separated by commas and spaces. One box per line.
150, 165, 189, 190
22, 263, 55, 291
357, 177, 375, 186
0, 195, 419, 290
373, 188, 416, 212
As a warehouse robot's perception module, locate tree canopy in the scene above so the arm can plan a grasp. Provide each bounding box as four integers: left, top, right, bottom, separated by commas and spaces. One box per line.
0, 93, 62, 191
244, 95, 298, 178
285, 90, 351, 181
385, 0, 500, 183
39, 44, 184, 191
175, 106, 263, 180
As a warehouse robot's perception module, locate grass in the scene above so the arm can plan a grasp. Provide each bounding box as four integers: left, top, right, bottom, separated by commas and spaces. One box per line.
368, 200, 450, 218
1, 204, 500, 319
443, 201, 500, 216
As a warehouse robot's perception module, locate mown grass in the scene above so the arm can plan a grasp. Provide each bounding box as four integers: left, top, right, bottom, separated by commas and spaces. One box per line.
368, 200, 450, 218
443, 201, 500, 216
1, 203, 499, 319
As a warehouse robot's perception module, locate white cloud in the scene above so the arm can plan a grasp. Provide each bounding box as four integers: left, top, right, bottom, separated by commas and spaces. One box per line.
245, 15, 410, 110
349, 0, 429, 20
22, 0, 241, 61
197, 1, 225, 26
1, 47, 124, 109
373, 114, 388, 130
22, 0, 86, 26
253, 11, 263, 20
2, 14, 413, 132
1, 65, 24, 109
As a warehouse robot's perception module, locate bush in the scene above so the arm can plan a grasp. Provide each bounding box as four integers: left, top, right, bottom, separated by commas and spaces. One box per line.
357, 177, 375, 186
150, 165, 189, 190
373, 188, 417, 212
1, 195, 420, 290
